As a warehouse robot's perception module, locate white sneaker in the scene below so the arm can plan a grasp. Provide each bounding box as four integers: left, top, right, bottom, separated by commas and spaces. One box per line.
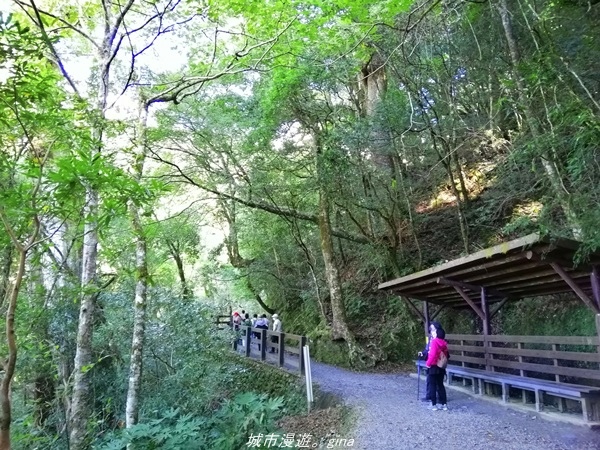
442, 404, 448, 411
431, 405, 440, 411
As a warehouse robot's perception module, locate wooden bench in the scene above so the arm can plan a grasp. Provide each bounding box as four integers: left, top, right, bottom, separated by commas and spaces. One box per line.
416, 333, 600, 423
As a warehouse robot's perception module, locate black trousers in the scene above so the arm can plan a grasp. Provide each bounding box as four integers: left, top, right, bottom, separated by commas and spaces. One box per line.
427, 372, 447, 405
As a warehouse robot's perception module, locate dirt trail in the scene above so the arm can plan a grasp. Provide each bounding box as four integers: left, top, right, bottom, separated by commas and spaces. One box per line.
310, 361, 600, 450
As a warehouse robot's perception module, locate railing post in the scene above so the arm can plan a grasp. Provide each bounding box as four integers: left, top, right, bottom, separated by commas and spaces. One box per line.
232, 326, 238, 351
278, 332, 285, 367
299, 336, 307, 374
245, 327, 252, 357
260, 329, 267, 361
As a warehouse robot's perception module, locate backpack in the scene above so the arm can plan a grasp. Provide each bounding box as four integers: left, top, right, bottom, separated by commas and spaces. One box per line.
436, 350, 448, 369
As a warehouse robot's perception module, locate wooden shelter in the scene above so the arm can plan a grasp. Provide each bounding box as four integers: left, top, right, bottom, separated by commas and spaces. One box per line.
378, 233, 600, 339
378, 233, 600, 423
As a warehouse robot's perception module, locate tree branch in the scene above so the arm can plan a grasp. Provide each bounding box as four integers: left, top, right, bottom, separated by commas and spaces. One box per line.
148, 150, 370, 244
16, 0, 81, 97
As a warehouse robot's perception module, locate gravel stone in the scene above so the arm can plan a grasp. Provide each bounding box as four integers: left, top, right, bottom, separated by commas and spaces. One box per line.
310, 361, 600, 450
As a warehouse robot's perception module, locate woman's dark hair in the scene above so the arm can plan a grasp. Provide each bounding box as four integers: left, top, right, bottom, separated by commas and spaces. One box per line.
430, 321, 446, 339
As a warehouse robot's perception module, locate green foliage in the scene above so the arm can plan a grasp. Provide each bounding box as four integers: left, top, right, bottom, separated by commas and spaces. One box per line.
228, 357, 306, 415
311, 340, 351, 367
380, 297, 422, 362
5, 0, 600, 446
501, 298, 596, 337
97, 393, 284, 450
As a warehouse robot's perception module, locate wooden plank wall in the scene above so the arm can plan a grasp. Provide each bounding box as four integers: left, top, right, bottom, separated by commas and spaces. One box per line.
446, 334, 600, 386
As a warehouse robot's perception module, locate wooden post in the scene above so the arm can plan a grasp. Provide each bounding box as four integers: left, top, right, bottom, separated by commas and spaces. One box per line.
552, 343, 567, 412
245, 327, 252, 357
591, 267, 600, 311
552, 344, 560, 382
278, 332, 285, 367
596, 314, 600, 357
260, 329, 267, 361
517, 341, 527, 404
481, 287, 492, 372
299, 336, 307, 374
423, 301, 430, 336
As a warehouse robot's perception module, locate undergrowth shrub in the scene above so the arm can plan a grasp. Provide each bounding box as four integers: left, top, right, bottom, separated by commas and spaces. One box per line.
97, 393, 284, 450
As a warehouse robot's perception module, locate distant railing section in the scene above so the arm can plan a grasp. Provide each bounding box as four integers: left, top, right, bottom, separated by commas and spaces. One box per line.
215, 316, 306, 374
235, 326, 306, 374
214, 315, 231, 330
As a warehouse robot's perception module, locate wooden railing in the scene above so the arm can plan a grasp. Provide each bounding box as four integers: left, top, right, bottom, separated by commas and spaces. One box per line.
446, 334, 600, 386
234, 326, 307, 374
214, 315, 231, 330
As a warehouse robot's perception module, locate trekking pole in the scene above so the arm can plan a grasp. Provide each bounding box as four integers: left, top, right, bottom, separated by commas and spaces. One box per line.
417, 360, 421, 401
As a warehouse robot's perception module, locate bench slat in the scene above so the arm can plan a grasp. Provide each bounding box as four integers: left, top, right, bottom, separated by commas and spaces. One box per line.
482, 335, 600, 346
446, 366, 600, 397
449, 355, 486, 365
488, 358, 600, 381
448, 344, 485, 354
447, 334, 484, 342
486, 346, 600, 363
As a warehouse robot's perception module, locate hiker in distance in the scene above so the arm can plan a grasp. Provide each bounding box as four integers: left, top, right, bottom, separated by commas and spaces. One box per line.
425, 322, 450, 411
270, 314, 282, 353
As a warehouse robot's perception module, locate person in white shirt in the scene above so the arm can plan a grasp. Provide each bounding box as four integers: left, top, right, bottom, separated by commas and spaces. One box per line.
270, 314, 282, 353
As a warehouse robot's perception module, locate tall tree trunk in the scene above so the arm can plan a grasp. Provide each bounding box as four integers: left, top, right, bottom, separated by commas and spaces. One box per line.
172, 250, 190, 300
0, 210, 40, 449
317, 188, 351, 342
68, 44, 109, 448
126, 102, 150, 430
68, 187, 99, 449
431, 133, 470, 253
358, 53, 391, 239
246, 280, 275, 315
497, 0, 580, 237
0, 247, 25, 450
391, 137, 422, 270
315, 137, 353, 342
360, 53, 393, 171
0, 247, 13, 310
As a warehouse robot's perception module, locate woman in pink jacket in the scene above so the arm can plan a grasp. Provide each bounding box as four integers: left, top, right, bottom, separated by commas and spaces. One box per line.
425, 322, 449, 411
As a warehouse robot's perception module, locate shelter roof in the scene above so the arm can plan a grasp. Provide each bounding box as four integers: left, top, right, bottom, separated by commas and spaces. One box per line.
378, 233, 600, 310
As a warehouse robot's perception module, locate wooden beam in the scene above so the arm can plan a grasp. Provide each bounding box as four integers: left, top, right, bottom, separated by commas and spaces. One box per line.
551, 262, 600, 314
437, 277, 510, 300
431, 304, 447, 321
398, 255, 533, 296
402, 296, 425, 322
378, 233, 541, 290
453, 286, 485, 320
490, 297, 509, 319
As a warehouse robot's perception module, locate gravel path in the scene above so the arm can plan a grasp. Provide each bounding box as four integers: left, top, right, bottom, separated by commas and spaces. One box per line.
311, 361, 600, 450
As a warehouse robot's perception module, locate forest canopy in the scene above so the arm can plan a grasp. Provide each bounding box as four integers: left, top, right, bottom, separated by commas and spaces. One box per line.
1, 0, 599, 448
